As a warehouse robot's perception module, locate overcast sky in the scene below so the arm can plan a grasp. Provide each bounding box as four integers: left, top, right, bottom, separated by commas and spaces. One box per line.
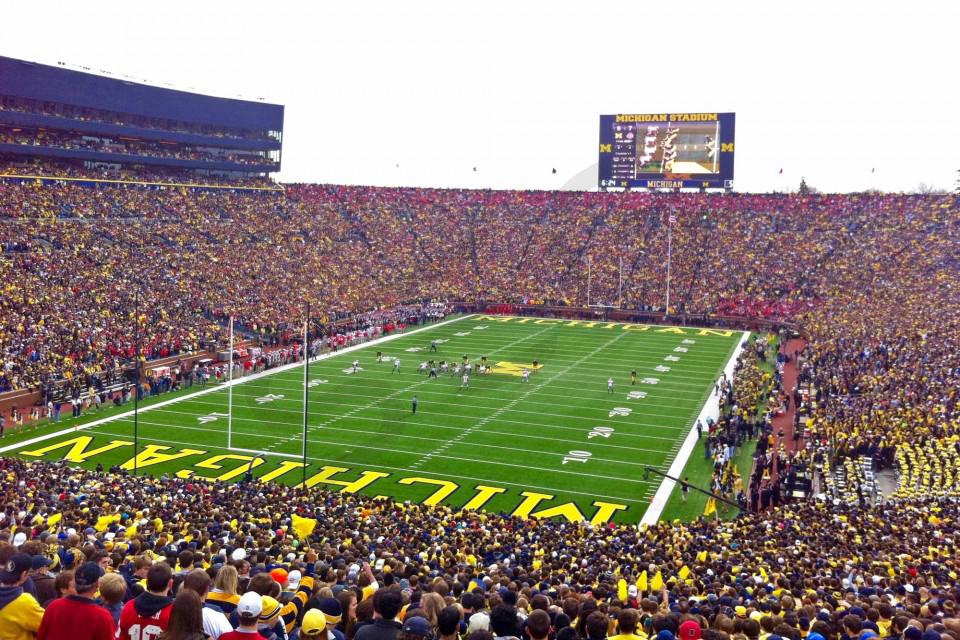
3, 1, 958, 192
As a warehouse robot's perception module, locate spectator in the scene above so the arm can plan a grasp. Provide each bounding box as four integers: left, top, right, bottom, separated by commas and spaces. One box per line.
98, 572, 127, 626
218, 592, 262, 640
37, 561, 114, 640
0, 548, 44, 640
354, 590, 403, 640
181, 569, 232, 640
118, 562, 174, 640
300, 609, 329, 640
438, 606, 463, 640
157, 590, 208, 640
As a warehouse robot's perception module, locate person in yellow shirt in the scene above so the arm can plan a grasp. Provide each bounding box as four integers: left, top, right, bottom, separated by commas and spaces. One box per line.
607, 609, 647, 640
0, 550, 45, 640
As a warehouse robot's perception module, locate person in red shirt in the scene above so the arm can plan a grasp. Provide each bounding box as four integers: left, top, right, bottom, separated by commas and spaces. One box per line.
219, 591, 263, 640
117, 563, 173, 640
37, 561, 115, 640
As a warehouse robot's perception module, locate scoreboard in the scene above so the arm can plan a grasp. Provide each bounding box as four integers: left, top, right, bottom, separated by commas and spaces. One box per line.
598, 112, 735, 190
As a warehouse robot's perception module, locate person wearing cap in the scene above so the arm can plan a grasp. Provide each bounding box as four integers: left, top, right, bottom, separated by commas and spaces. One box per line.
301, 608, 329, 639
219, 591, 263, 640
400, 616, 433, 640
0, 548, 44, 640
37, 561, 114, 640
118, 563, 174, 640
258, 595, 284, 639
309, 597, 347, 640
28, 556, 56, 612
678, 621, 702, 640
247, 567, 315, 637
280, 570, 302, 604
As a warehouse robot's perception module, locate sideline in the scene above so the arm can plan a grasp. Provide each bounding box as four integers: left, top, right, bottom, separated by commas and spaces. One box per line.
638, 330, 750, 525
0, 314, 474, 455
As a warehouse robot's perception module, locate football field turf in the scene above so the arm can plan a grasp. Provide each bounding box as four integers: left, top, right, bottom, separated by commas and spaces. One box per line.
1, 314, 742, 524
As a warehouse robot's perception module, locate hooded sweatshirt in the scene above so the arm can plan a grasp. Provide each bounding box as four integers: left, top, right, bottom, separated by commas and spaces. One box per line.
117, 591, 173, 640
0, 584, 45, 640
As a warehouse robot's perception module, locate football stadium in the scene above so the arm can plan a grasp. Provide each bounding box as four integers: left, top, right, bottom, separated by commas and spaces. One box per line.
1, 3, 959, 640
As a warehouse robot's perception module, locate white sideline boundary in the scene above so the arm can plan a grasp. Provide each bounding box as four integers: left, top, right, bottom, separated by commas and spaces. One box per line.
0, 314, 475, 456
638, 330, 750, 525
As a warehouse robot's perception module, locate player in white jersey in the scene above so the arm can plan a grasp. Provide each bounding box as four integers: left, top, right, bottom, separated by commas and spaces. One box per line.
439, 361, 448, 374
452, 364, 461, 376
461, 373, 470, 389
607, 377, 615, 394
478, 365, 486, 375
352, 359, 360, 373
465, 363, 473, 374
521, 369, 530, 383
418, 361, 428, 374
392, 358, 401, 374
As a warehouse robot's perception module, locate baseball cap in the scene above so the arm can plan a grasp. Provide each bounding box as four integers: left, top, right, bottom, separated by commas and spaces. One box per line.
237, 591, 263, 618
12, 532, 27, 547
302, 609, 328, 635
735, 605, 747, 618
679, 621, 702, 640
270, 568, 288, 585
403, 616, 432, 637
31, 556, 52, 571
0, 552, 32, 583
287, 569, 302, 591
74, 562, 105, 592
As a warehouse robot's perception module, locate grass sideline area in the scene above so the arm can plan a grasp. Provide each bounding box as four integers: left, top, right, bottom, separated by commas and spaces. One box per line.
0, 314, 740, 524
659, 334, 779, 522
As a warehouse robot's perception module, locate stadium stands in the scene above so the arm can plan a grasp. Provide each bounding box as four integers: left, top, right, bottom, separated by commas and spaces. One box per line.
1, 165, 958, 638
1, 455, 959, 639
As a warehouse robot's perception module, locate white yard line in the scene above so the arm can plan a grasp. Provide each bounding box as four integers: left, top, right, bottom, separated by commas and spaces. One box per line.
639, 330, 750, 525
0, 314, 474, 455
255, 323, 562, 457
412, 328, 631, 468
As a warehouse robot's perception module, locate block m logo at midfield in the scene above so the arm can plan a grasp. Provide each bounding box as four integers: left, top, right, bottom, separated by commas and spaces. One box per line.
489, 361, 543, 377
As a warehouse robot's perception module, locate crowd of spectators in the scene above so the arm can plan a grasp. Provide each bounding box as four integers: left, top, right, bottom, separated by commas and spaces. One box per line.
0, 158, 280, 188
0, 127, 275, 167
0, 176, 957, 493
0, 95, 279, 143
1, 456, 960, 639
0, 172, 958, 636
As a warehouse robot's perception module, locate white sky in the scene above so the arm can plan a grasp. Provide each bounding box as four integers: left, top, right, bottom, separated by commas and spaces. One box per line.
2, 1, 959, 193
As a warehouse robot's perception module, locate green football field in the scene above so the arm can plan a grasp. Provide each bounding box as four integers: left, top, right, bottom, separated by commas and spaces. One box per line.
0, 314, 742, 524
